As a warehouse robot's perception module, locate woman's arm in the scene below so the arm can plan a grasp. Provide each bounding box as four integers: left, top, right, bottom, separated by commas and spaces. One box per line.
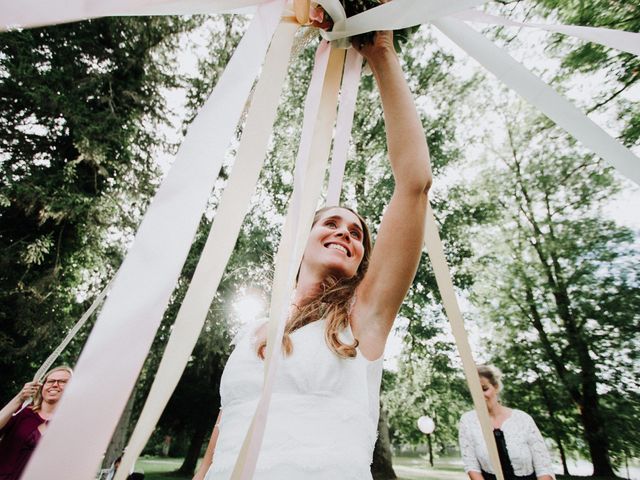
525, 414, 555, 480
0, 381, 39, 430
352, 29, 432, 359
459, 414, 485, 480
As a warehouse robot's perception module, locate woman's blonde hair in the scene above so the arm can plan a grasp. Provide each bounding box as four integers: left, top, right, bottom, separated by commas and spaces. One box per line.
32, 365, 73, 412
257, 206, 372, 359
477, 364, 503, 392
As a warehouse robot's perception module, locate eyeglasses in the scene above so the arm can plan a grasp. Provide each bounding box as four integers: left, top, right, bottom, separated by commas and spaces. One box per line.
44, 379, 68, 386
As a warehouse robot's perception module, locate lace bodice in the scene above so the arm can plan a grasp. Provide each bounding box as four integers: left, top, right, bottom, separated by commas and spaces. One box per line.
458, 409, 556, 478
205, 318, 383, 480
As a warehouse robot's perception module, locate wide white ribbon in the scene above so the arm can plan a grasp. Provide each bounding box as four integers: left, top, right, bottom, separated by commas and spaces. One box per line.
113, 20, 298, 480
434, 17, 640, 185
21, 2, 285, 479
454, 9, 640, 57
0, 0, 265, 30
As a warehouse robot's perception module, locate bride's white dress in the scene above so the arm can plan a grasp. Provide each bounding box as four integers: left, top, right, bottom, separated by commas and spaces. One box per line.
205, 318, 383, 480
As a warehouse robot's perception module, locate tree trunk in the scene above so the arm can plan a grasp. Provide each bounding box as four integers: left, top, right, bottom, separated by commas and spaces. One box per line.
533, 375, 569, 476
371, 403, 397, 480
101, 388, 136, 470
177, 418, 210, 475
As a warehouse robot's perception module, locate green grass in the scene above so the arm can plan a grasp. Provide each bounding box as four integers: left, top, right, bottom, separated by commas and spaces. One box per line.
135, 456, 631, 480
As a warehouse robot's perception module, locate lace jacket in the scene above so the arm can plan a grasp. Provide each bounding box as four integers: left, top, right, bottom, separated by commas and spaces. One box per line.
458, 409, 555, 478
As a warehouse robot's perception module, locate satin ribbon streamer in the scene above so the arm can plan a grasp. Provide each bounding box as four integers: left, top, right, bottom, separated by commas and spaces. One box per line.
113, 20, 298, 480
326, 47, 363, 206
21, 2, 285, 479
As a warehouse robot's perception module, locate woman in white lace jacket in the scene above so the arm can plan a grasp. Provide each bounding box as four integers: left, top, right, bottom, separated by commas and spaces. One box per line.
458, 365, 556, 480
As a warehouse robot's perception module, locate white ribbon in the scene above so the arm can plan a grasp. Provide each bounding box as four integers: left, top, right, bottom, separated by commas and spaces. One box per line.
0, 0, 265, 30
453, 9, 640, 57
326, 47, 363, 206
434, 17, 640, 185
21, 2, 285, 479
113, 20, 298, 480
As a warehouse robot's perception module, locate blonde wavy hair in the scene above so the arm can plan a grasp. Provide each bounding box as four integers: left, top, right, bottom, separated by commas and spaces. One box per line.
32, 365, 73, 412
257, 206, 372, 359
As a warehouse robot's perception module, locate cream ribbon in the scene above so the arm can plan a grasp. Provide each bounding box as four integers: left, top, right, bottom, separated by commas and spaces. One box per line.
21, 2, 286, 479
326, 47, 363, 206
433, 16, 640, 185
423, 207, 504, 480
230, 42, 345, 480
113, 20, 298, 480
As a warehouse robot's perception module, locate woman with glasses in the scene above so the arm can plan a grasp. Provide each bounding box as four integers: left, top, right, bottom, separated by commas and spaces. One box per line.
0, 365, 72, 480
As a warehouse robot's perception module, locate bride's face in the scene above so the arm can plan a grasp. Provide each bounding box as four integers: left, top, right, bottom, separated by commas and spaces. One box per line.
301, 207, 366, 280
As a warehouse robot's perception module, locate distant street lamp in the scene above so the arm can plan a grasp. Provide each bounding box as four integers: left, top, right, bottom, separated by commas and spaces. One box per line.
417, 416, 436, 467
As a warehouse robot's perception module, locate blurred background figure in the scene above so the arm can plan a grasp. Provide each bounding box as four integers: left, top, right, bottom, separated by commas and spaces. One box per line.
0, 365, 72, 480
459, 365, 555, 480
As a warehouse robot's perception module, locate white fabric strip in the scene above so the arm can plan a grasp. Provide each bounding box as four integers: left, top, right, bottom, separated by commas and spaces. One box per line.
318, 0, 488, 42
326, 47, 363, 206
453, 9, 640, 57
0, 0, 264, 30
113, 21, 298, 480
230, 43, 345, 480
433, 17, 640, 186
423, 206, 505, 480
21, 3, 285, 479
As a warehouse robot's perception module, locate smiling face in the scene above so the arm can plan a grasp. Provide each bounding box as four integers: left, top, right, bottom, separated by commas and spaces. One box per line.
301, 207, 369, 281
41, 368, 71, 405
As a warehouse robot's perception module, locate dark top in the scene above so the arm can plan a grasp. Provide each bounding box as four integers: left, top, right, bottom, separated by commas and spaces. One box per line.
0, 407, 45, 480
481, 429, 536, 480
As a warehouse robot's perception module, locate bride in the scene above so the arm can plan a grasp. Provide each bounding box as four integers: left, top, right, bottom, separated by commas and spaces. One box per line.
194, 27, 433, 480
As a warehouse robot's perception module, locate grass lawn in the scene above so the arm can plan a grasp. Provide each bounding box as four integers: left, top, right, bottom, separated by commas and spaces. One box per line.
135, 456, 633, 480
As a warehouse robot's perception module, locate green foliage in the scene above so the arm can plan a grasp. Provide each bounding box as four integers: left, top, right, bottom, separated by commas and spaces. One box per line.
0, 16, 199, 401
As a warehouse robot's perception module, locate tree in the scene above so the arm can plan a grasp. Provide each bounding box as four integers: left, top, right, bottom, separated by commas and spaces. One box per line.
492, 0, 640, 146
467, 99, 639, 477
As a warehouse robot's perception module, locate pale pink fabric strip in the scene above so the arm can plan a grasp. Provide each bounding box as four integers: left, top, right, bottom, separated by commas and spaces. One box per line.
423, 206, 505, 480
453, 9, 640, 56
21, 3, 285, 479
0, 0, 264, 30
113, 20, 298, 480
326, 47, 363, 206
433, 17, 640, 185
230, 43, 345, 480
